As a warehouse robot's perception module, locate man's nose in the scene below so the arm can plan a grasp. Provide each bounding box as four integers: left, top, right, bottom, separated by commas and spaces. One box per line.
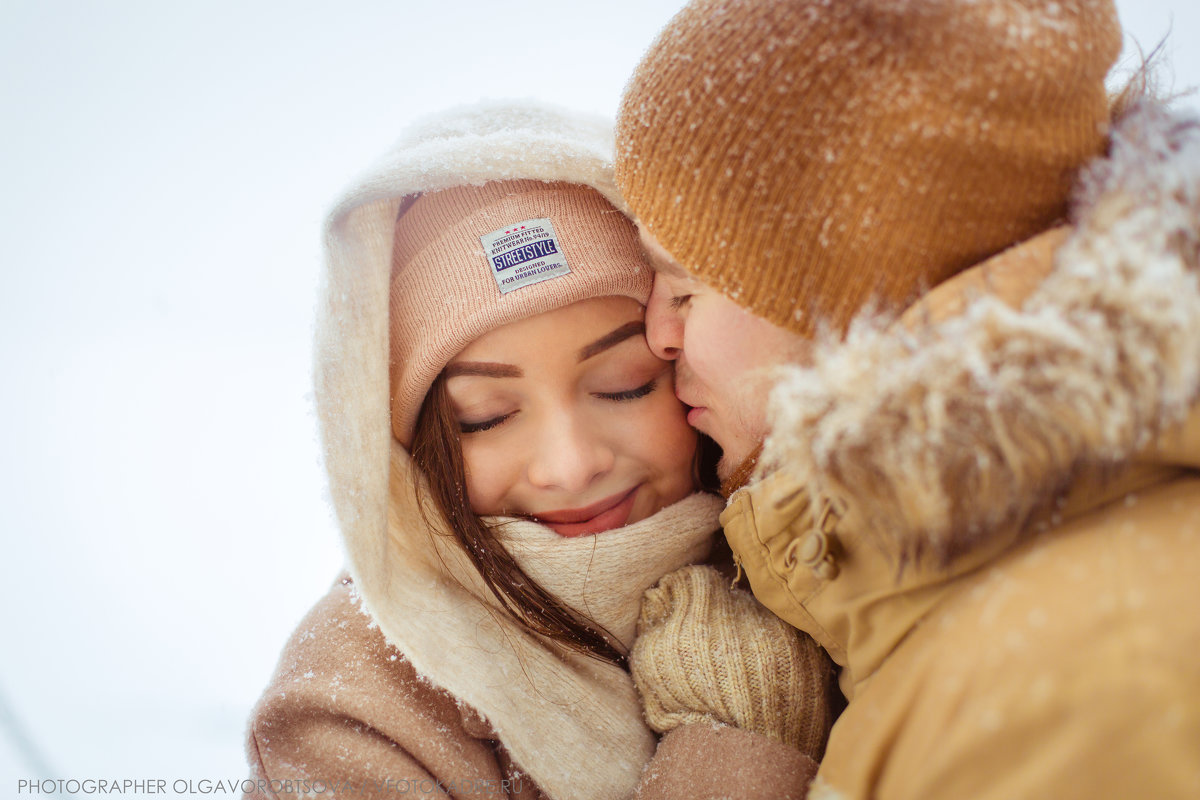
645, 277, 683, 361
525, 412, 615, 494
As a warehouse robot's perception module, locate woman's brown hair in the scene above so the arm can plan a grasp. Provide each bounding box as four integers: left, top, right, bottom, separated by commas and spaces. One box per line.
410, 374, 628, 667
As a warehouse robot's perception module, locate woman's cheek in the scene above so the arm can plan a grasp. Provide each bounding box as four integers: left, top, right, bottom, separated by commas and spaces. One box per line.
460, 439, 512, 516
637, 389, 698, 458
642, 392, 700, 498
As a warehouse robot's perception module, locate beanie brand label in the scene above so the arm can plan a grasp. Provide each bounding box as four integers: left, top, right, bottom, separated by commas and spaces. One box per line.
481, 218, 571, 294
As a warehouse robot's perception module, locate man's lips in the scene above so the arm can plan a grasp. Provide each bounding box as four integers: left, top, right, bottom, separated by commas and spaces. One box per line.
675, 385, 707, 427
532, 486, 641, 537
674, 378, 703, 413
674, 385, 699, 408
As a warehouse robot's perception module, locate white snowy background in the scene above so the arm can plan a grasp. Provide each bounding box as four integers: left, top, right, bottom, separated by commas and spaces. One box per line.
1, 0, 1197, 795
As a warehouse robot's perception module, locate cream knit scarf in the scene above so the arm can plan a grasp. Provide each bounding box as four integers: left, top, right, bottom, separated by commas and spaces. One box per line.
376, 466, 722, 800
495, 495, 718, 653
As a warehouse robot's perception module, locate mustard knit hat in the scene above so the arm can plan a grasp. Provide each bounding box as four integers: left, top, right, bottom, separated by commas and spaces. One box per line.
389, 179, 651, 445
616, 0, 1122, 336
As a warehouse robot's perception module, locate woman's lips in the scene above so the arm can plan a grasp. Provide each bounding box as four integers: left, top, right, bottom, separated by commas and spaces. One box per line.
533, 486, 641, 537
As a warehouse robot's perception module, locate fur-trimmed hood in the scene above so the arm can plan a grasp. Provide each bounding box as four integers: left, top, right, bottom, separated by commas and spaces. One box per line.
717, 98, 1200, 709
721, 97, 1200, 800
759, 98, 1200, 569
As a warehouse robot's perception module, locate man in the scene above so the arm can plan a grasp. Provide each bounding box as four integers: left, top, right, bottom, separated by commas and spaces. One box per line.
619, 1, 1200, 798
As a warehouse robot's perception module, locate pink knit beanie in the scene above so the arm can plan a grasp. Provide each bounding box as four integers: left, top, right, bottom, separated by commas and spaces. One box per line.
389, 179, 652, 445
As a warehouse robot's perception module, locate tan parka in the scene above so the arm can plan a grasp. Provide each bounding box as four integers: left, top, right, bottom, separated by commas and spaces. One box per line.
725, 100, 1200, 799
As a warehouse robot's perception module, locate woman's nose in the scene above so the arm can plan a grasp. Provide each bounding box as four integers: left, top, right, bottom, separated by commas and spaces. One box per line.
645, 277, 684, 361
525, 413, 615, 493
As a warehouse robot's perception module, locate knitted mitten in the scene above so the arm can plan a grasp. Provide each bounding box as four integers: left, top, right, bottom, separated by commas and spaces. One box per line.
630, 565, 834, 759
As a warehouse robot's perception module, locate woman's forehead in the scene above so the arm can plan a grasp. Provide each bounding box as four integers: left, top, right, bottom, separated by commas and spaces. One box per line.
449, 296, 647, 365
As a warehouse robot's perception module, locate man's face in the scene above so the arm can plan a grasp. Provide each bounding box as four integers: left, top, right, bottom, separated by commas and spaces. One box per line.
638, 227, 806, 482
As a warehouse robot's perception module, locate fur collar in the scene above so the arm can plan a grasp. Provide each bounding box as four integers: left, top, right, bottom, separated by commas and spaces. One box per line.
760, 100, 1200, 567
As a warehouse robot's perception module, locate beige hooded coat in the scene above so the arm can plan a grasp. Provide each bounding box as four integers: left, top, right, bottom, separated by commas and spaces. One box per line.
243, 102, 818, 800
724, 100, 1200, 800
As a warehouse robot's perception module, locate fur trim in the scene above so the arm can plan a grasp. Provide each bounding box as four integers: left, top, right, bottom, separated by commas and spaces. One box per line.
761, 100, 1200, 567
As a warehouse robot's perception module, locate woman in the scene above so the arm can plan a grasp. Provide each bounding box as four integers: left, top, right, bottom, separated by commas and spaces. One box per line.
243, 101, 833, 800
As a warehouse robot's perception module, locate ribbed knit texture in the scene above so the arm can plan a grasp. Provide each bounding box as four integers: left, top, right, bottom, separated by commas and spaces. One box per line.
616, 0, 1121, 337
389, 179, 650, 444
631, 565, 834, 760
496, 493, 721, 652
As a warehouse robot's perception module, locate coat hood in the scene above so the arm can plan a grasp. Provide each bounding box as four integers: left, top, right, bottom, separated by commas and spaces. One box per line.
316, 100, 628, 595
759, 98, 1200, 569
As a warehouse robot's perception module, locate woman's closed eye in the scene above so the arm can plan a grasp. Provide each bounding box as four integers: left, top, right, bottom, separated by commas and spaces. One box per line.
459, 413, 513, 434
669, 294, 691, 311
595, 378, 658, 402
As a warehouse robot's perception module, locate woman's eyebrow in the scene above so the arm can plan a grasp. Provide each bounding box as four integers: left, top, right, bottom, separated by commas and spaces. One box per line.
444, 362, 523, 379
578, 321, 645, 362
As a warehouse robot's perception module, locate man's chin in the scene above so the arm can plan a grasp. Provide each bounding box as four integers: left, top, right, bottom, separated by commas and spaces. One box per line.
715, 453, 738, 483
715, 444, 763, 496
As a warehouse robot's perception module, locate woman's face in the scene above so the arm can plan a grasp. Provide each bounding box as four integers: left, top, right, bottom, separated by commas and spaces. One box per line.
444, 296, 698, 536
